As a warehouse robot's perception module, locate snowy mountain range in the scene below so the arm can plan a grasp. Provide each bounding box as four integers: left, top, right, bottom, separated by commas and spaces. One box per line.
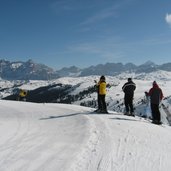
1, 59, 171, 80
56, 61, 171, 77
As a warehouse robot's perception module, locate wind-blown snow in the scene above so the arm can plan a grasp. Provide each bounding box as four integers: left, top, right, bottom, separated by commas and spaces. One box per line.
1, 100, 171, 171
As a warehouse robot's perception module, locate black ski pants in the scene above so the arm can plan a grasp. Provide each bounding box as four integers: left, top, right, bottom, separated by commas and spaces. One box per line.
99, 95, 107, 111
124, 95, 134, 113
151, 103, 161, 122
97, 94, 101, 110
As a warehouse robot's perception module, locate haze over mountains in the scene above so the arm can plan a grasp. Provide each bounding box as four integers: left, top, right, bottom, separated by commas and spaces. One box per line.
1, 59, 171, 80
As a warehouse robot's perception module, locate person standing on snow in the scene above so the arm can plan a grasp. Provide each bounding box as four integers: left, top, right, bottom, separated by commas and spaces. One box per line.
98, 75, 108, 113
122, 78, 136, 116
145, 81, 163, 124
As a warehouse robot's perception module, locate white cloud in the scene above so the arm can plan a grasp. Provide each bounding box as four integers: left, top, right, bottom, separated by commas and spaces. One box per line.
165, 13, 171, 26
80, 6, 118, 26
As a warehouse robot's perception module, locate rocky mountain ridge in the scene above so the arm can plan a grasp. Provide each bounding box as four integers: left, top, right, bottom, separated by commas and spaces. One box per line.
0, 59, 59, 80
0, 59, 171, 80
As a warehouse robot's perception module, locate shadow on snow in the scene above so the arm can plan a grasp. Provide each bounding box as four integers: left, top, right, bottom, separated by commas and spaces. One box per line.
39, 112, 82, 120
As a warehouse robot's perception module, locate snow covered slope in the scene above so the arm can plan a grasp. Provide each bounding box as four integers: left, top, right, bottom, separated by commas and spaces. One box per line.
1, 100, 171, 171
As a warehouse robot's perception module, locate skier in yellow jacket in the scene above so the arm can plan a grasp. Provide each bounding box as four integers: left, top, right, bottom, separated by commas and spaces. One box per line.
98, 75, 108, 113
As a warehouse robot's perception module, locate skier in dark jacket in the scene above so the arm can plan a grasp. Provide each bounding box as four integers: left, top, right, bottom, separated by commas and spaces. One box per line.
122, 78, 136, 116
146, 81, 163, 124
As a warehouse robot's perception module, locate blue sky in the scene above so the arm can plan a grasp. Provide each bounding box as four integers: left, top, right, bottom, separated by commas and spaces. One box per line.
0, 0, 171, 69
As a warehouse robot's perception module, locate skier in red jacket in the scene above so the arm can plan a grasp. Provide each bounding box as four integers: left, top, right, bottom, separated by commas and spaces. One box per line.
145, 81, 164, 124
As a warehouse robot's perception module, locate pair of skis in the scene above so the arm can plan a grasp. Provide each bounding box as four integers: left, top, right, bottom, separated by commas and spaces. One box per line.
161, 103, 171, 126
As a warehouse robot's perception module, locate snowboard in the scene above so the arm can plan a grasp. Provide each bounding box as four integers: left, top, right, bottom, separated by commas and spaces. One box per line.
143, 93, 152, 119
161, 103, 171, 126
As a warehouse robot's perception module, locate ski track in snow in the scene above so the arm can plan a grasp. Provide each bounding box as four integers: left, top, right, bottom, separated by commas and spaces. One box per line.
71, 112, 171, 171
1, 101, 171, 171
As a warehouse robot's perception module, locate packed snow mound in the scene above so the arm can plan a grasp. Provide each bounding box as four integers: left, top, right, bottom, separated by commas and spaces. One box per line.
1, 100, 171, 171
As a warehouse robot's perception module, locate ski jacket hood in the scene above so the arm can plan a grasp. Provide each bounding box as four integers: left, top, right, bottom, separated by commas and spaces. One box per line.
153, 81, 159, 88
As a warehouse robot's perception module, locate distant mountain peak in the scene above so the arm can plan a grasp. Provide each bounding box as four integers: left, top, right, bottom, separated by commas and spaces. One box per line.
0, 59, 59, 80
141, 60, 156, 66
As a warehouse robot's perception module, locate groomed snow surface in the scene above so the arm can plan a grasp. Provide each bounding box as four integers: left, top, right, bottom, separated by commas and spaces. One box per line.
1, 100, 171, 171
